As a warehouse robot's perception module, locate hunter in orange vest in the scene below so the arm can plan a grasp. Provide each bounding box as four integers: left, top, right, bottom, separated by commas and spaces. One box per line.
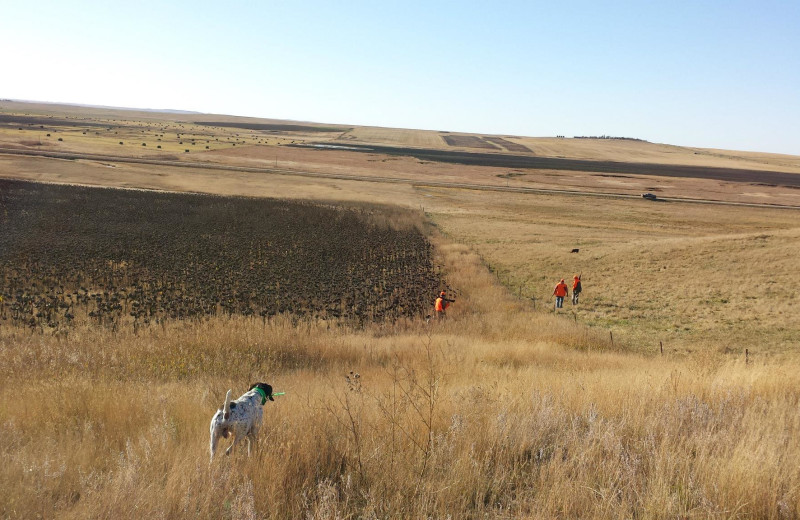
572, 274, 582, 305
435, 291, 453, 319
553, 279, 568, 309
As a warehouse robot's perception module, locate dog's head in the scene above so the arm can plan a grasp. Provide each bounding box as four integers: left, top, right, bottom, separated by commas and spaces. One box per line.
249, 382, 274, 404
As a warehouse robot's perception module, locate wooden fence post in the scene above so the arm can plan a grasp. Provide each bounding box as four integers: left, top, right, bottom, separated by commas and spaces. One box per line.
660, 341, 663, 355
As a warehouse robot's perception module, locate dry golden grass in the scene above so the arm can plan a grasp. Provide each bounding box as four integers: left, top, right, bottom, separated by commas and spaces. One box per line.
0, 121, 262, 157
429, 187, 800, 352
340, 126, 447, 149
2, 238, 800, 518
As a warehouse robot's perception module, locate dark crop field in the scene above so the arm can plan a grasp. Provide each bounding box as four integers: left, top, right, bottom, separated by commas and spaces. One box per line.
483, 136, 532, 153
194, 121, 350, 132
442, 135, 499, 150
307, 143, 800, 187
0, 180, 445, 331
0, 114, 110, 128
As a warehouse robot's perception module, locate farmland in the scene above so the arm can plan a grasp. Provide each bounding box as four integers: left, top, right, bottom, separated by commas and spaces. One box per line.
442, 134, 500, 150
1, 103, 800, 518
0, 180, 444, 331
482, 136, 533, 153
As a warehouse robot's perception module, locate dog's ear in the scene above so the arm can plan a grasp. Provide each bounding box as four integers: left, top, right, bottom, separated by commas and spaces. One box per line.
250, 382, 275, 401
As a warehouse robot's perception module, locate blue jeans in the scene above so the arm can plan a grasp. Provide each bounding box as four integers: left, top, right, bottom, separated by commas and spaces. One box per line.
555, 296, 564, 308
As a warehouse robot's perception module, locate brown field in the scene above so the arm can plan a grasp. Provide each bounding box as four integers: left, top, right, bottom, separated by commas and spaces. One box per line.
442, 134, 500, 150
2, 101, 800, 518
509, 136, 800, 173
337, 126, 447, 148
483, 136, 533, 153
1, 181, 445, 330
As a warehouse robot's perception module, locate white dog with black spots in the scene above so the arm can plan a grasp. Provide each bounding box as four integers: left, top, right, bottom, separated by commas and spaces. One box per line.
209, 382, 274, 460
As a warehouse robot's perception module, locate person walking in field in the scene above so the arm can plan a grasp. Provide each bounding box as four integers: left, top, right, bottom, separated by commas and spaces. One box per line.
572, 274, 582, 305
434, 290, 454, 319
553, 279, 568, 309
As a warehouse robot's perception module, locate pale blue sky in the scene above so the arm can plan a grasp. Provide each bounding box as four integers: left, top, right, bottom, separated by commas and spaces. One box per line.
2, 1, 798, 154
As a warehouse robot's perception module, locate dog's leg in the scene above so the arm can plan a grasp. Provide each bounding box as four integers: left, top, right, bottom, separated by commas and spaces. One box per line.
210, 433, 219, 461
225, 435, 241, 456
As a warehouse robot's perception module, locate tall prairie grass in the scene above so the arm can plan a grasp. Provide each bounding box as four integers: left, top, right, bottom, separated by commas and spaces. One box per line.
2, 238, 799, 519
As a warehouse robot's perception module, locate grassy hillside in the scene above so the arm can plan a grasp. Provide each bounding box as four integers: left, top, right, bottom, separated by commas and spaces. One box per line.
3, 100, 800, 173
2, 234, 799, 518
428, 187, 800, 352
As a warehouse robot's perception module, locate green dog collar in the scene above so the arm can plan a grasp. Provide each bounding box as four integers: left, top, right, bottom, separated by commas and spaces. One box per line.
253, 386, 267, 405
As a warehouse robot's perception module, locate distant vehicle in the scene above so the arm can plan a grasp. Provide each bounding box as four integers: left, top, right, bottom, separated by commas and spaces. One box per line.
641, 193, 657, 200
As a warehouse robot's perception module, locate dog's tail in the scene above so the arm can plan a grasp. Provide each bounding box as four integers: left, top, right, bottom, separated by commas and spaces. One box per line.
222, 389, 232, 420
